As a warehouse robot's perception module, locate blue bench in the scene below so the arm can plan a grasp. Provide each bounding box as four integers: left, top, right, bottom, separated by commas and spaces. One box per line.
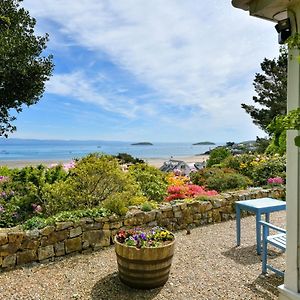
260, 221, 286, 277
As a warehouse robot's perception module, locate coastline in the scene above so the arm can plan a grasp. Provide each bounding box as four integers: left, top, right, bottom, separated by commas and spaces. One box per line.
0, 155, 209, 169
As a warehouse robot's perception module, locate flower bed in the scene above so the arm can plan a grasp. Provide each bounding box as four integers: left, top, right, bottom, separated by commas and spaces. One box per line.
0, 187, 284, 270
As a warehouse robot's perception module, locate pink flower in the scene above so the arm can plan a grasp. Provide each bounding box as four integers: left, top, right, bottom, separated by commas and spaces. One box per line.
0, 176, 9, 183
166, 183, 218, 201
63, 161, 76, 172
168, 185, 183, 194
32, 203, 43, 214
173, 169, 182, 176
267, 177, 284, 185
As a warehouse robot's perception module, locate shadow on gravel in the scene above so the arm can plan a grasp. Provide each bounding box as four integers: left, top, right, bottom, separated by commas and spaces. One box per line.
222, 245, 285, 266
222, 245, 260, 265
246, 274, 283, 300
91, 272, 162, 300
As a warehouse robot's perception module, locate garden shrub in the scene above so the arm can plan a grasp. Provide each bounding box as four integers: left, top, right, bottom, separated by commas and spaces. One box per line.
166, 173, 189, 186
190, 168, 226, 187
102, 191, 131, 216
250, 155, 286, 186
221, 154, 256, 178
165, 183, 218, 202
0, 164, 68, 227
221, 154, 286, 186
206, 147, 232, 167
40, 181, 75, 216
190, 167, 252, 192
114, 153, 144, 164
23, 207, 109, 230
0, 166, 14, 176
41, 153, 141, 216
140, 201, 152, 212
129, 163, 168, 202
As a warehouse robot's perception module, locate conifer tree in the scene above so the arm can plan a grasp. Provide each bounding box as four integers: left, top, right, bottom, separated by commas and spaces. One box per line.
242, 47, 287, 134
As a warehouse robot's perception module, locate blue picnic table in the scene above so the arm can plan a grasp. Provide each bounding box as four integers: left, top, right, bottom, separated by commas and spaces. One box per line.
235, 198, 286, 255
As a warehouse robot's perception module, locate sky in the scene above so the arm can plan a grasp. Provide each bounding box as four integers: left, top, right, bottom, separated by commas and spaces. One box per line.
12, 0, 280, 143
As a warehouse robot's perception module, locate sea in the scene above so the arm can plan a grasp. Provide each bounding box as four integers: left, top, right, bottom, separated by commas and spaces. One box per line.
0, 139, 221, 161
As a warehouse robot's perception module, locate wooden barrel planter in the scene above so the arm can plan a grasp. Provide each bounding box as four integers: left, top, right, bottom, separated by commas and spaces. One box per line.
114, 235, 175, 289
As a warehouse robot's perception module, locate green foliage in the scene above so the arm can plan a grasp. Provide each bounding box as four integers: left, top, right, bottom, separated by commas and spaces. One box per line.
206, 171, 252, 192
0, 154, 144, 227
140, 201, 158, 212
266, 108, 300, 154
22, 216, 48, 230
41, 154, 141, 216
0, 166, 13, 176
193, 195, 214, 202
114, 153, 144, 164
206, 147, 232, 167
241, 47, 287, 134
286, 33, 300, 50
128, 195, 148, 206
221, 153, 286, 186
255, 137, 271, 154
0, 164, 68, 227
129, 163, 168, 202
102, 191, 131, 216
102, 192, 148, 216
40, 181, 75, 216
250, 156, 286, 186
266, 131, 286, 155
140, 202, 152, 212
190, 167, 252, 192
0, 202, 20, 227
221, 154, 256, 178
0, 0, 54, 137
23, 207, 109, 230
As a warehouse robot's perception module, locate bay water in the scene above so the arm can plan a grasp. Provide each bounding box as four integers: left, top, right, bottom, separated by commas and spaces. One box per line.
0, 139, 221, 161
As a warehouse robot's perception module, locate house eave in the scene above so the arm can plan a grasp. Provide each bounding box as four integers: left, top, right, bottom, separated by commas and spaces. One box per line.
232, 0, 300, 22
232, 0, 250, 11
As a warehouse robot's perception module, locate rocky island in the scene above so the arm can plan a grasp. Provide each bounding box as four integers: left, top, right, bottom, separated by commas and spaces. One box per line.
131, 142, 153, 146
193, 141, 215, 145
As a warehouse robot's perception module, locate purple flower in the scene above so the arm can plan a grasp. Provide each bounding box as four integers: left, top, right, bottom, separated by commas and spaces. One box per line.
139, 233, 147, 240
0, 205, 5, 213
1, 191, 6, 198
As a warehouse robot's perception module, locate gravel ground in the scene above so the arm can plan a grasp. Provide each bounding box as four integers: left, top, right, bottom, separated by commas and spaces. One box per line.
0, 211, 286, 300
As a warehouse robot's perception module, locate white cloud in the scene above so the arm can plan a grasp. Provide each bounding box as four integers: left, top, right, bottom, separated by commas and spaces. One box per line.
24, 0, 278, 141
46, 72, 141, 118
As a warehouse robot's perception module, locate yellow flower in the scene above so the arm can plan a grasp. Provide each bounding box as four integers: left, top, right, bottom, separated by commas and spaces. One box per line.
160, 231, 167, 238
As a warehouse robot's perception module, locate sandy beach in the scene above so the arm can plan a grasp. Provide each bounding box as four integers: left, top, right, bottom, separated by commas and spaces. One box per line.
0, 155, 209, 169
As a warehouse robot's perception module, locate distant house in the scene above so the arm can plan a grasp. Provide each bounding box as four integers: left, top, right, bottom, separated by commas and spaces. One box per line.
159, 159, 205, 176
194, 161, 206, 170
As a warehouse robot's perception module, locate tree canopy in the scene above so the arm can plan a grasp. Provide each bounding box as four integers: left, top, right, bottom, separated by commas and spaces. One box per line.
242, 47, 287, 134
0, 0, 53, 137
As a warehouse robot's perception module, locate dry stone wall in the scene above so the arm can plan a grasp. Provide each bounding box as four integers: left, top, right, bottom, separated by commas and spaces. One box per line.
0, 188, 284, 270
